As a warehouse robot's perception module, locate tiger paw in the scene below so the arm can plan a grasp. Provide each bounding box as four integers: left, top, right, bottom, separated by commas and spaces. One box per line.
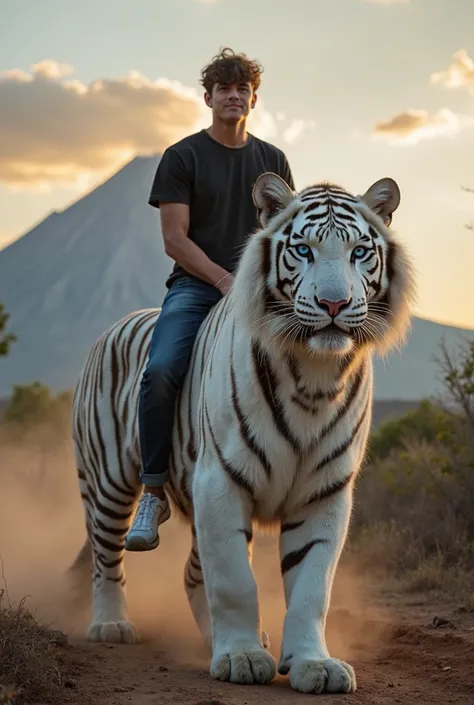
86, 620, 140, 644
287, 657, 356, 694
211, 647, 276, 685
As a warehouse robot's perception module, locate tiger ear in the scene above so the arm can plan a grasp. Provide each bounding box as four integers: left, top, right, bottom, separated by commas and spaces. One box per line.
253, 172, 295, 228
360, 177, 401, 227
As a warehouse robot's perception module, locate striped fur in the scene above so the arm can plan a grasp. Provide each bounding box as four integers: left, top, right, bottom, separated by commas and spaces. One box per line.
69, 173, 415, 693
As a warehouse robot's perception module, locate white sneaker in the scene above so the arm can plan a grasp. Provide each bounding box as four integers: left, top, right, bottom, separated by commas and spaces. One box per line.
125, 492, 171, 551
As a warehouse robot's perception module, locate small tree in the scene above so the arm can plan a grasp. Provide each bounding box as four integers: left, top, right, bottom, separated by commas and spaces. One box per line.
1, 382, 73, 484
434, 337, 474, 437
3, 382, 72, 428
0, 302, 16, 357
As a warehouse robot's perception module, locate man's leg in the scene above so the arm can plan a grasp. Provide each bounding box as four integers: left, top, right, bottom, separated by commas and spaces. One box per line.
125, 276, 222, 551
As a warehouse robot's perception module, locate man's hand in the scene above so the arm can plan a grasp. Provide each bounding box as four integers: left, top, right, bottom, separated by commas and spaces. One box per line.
216, 273, 233, 296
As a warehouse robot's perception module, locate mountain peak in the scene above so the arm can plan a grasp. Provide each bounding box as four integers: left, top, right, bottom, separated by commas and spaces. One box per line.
0, 156, 473, 398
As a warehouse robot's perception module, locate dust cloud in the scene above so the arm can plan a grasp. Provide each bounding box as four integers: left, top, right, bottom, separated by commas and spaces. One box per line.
0, 423, 391, 668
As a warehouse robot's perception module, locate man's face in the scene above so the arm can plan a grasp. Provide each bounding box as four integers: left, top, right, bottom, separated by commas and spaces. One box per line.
205, 81, 257, 123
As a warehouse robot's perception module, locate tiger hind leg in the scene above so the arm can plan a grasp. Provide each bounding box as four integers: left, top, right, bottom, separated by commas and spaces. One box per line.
71, 464, 141, 644
184, 526, 212, 649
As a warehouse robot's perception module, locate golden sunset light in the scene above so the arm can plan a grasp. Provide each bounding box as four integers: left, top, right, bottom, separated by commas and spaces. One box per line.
1, 3, 474, 704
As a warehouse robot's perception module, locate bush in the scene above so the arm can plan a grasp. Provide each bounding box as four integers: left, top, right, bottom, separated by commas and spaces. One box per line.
1, 382, 72, 431
348, 337, 474, 597
367, 399, 458, 462
0, 588, 69, 703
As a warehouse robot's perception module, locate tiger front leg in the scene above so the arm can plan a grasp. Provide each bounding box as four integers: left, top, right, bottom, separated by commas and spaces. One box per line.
278, 488, 357, 694
193, 465, 276, 685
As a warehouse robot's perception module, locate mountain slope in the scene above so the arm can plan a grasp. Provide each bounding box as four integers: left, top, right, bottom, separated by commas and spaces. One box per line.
0, 155, 173, 395
372, 315, 473, 400
0, 155, 472, 399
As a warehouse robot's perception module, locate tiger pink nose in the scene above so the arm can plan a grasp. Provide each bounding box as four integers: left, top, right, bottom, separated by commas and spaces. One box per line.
317, 298, 351, 317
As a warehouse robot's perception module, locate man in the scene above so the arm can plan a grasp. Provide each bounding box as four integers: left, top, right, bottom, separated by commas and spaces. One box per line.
125, 47, 295, 552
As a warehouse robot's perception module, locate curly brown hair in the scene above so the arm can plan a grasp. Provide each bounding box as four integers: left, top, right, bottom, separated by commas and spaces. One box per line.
200, 47, 263, 94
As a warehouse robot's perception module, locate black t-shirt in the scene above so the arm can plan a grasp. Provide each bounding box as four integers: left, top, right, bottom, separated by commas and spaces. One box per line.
148, 129, 295, 287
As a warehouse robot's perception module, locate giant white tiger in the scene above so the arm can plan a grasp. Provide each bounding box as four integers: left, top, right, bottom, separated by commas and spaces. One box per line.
69, 172, 415, 695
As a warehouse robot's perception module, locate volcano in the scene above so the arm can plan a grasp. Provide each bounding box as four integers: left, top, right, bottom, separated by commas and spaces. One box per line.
0, 155, 472, 402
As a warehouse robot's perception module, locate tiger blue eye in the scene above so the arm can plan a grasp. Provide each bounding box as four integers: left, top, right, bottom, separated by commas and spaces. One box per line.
296, 244, 310, 257
353, 246, 367, 258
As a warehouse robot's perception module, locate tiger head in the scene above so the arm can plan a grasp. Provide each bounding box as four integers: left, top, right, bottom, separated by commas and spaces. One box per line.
236, 172, 416, 358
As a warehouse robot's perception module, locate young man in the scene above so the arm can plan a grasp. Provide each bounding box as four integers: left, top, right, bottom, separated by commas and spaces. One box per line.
125, 47, 295, 551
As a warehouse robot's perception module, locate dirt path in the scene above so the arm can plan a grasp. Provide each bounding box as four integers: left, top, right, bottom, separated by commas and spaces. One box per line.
2, 490, 473, 705
59, 602, 474, 705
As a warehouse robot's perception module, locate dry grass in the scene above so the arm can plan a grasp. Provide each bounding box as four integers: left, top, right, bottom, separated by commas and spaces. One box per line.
0, 587, 69, 704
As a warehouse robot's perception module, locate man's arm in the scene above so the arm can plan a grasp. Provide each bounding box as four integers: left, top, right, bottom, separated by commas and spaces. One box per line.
160, 202, 232, 294
278, 151, 296, 191
149, 148, 232, 294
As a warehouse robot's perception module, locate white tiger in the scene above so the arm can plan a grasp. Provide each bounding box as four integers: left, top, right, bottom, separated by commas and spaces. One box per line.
69, 172, 415, 695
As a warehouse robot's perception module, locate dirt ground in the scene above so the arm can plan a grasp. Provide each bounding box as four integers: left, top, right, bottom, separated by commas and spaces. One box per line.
57, 596, 474, 705
1, 446, 474, 704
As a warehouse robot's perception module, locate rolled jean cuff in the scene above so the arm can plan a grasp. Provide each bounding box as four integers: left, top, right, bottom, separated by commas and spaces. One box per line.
140, 470, 170, 487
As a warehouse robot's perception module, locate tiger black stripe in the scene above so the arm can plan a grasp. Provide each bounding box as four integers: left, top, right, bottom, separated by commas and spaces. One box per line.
185, 573, 203, 590
190, 556, 201, 572
281, 520, 305, 533
276, 239, 294, 292
204, 405, 255, 499
185, 553, 204, 589
251, 341, 300, 453
230, 325, 272, 480
93, 532, 123, 554
95, 517, 128, 536
281, 538, 328, 575
91, 398, 131, 498
135, 317, 155, 372
287, 354, 342, 405
91, 493, 134, 522
306, 472, 355, 506
313, 399, 370, 474
239, 529, 253, 543
261, 236, 272, 278
205, 296, 228, 382
110, 343, 136, 494
97, 555, 123, 569
317, 361, 366, 441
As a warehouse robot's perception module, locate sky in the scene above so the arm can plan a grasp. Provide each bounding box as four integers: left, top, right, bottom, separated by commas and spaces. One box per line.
1, 0, 474, 328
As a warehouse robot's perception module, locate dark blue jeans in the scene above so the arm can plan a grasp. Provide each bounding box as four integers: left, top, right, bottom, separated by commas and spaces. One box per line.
138, 275, 222, 487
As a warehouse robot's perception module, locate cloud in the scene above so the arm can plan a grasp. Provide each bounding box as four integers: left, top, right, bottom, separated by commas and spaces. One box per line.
372, 108, 473, 145
281, 119, 316, 144
0, 61, 203, 188
371, 49, 474, 147
0, 60, 314, 189
430, 49, 474, 92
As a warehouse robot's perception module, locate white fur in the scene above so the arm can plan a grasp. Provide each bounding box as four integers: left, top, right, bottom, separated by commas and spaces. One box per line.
69, 174, 415, 695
